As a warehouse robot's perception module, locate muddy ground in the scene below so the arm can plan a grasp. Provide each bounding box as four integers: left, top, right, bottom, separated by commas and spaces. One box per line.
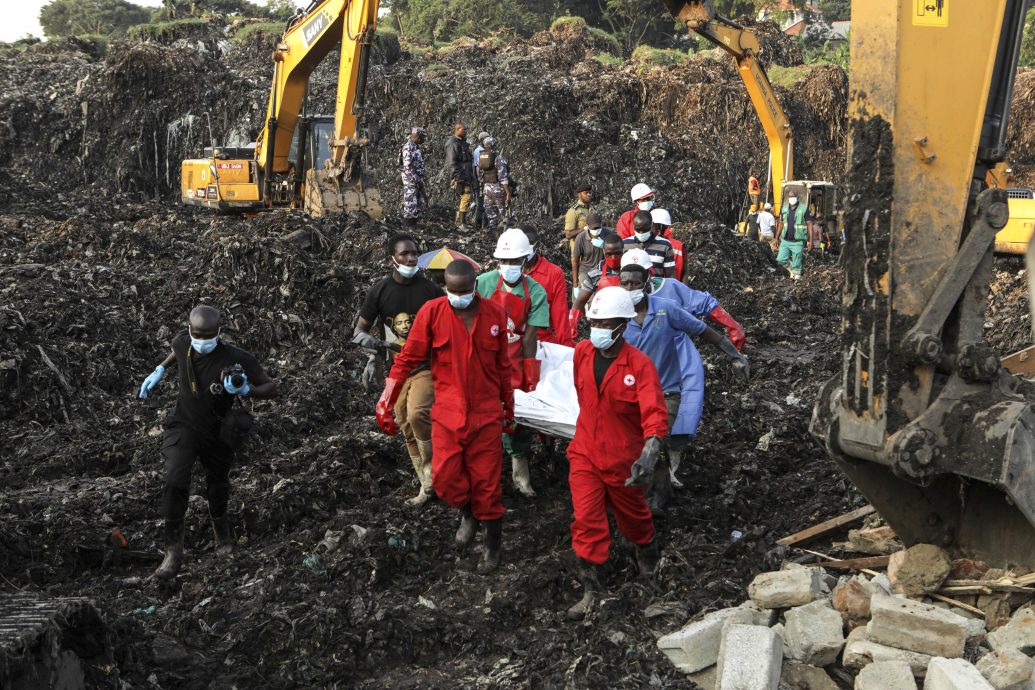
2, 15, 1035, 690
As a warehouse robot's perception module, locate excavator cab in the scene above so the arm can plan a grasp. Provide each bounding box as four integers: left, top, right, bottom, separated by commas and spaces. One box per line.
783, 181, 841, 253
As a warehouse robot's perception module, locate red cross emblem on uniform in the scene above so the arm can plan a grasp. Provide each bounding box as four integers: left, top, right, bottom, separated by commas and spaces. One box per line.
490, 324, 500, 337
624, 375, 636, 386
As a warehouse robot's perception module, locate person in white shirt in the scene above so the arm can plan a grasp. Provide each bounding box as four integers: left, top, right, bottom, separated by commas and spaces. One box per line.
756, 202, 777, 245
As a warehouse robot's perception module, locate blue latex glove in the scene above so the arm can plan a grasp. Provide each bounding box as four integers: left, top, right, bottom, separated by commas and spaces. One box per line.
223, 373, 250, 396
138, 365, 165, 399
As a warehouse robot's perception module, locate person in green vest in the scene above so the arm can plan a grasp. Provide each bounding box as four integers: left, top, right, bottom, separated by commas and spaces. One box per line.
775, 191, 813, 281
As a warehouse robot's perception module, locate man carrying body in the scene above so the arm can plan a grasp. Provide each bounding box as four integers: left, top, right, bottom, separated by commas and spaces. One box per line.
616, 183, 655, 239
138, 305, 278, 579
776, 190, 813, 280
757, 202, 777, 247
476, 137, 511, 232
376, 260, 513, 574
563, 184, 593, 246
475, 228, 550, 497
568, 231, 623, 340
565, 287, 669, 620
400, 127, 427, 229
354, 235, 443, 506
444, 122, 474, 229
520, 224, 572, 347
570, 212, 605, 303
623, 210, 675, 278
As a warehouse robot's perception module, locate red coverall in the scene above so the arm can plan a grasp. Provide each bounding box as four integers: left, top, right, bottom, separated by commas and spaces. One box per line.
526, 256, 573, 347
389, 296, 512, 520
567, 340, 670, 564
616, 208, 638, 239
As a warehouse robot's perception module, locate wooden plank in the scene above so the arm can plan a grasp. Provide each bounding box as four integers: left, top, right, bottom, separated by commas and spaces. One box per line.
807, 555, 891, 571
777, 505, 877, 546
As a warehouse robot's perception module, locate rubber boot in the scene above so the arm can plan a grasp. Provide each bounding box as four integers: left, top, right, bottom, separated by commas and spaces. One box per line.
210, 514, 234, 556
405, 454, 430, 507
416, 439, 434, 495
477, 518, 502, 574
154, 519, 184, 580
567, 559, 602, 621
455, 210, 467, 230
455, 504, 477, 548
511, 455, 536, 498
636, 539, 660, 576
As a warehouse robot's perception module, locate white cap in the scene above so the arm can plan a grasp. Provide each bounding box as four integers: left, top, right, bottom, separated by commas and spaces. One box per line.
494, 228, 531, 259
630, 183, 653, 201
650, 208, 672, 226
620, 248, 653, 271
588, 286, 636, 319
764, 202, 772, 210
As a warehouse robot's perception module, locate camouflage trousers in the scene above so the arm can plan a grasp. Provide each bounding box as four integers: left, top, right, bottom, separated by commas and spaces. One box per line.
402, 181, 424, 220
483, 183, 507, 230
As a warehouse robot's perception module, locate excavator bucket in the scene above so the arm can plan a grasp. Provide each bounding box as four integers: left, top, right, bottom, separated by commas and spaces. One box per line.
303, 165, 383, 219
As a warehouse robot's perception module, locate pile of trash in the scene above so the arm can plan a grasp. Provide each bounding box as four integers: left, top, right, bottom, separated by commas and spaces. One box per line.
985, 260, 1030, 356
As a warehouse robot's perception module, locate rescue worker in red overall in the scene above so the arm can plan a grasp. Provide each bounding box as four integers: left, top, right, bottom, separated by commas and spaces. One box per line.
475, 228, 550, 498
376, 260, 514, 574
616, 183, 656, 239
565, 287, 670, 621
519, 224, 573, 347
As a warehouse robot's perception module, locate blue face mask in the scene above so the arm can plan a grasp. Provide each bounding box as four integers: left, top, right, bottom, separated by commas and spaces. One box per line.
446, 291, 475, 309
190, 328, 219, 355
590, 325, 621, 350
627, 289, 645, 306
591, 237, 604, 249
395, 262, 419, 279
638, 200, 654, 211
500, 264, 523, 285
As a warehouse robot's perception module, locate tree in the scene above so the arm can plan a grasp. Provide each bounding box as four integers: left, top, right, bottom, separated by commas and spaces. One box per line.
818, 0, 849, 22
1021, 5, 1035, 69
599, 0, 675, 54
40, 0, 152, 38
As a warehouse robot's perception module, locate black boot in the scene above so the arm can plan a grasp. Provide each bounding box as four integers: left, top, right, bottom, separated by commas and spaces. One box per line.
567, 559, 602, 621
477, 518, 502, 574
455, 504, 477, 548
636, 539, 660, 576
154, 519, 184, 580
211, 514, 234, 556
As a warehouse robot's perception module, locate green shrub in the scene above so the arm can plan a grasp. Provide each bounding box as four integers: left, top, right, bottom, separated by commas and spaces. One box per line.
72, 34, 109, 58
593, 52, 624, 67
587, 27, 621, 55
422, 63, 450, 79
233, 22, 282, 44
127, 18, 209, 43
436, 35, 477, 56
550, 15, 587, 33
630, 45, 689, 68
767, 64, 815, 88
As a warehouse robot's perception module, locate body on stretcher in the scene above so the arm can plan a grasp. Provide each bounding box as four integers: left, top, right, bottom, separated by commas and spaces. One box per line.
513, 342, 578, 440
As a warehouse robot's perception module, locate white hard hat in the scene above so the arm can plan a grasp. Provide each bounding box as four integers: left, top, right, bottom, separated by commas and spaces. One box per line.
630, 183, 653, 201
494, 228, 531, 259
620, 248, 653, 271
764, 202, 772, 210
588, 286, 636, 319
650, 208, 672, 226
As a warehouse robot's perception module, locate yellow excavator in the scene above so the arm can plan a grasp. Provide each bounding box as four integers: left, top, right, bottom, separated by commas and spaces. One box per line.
180, 0, 383, 218
662, 0, 839, 247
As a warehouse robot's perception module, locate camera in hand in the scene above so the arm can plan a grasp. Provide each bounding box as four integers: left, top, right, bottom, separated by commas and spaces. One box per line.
222, 364, 246, 390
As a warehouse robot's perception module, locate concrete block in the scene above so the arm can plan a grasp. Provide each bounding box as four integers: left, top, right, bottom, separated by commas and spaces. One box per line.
855, 660, 917, 690
657, 607, 754, 673
843, 627, 933, 678
887, 544, 952, 597
784, 599, 845, 667
748, 569, 822, 609
689, 665, 718, 690
868, 594, 968, 658
716, 624, 782, 690
782, 662, 838, 690
738, 600, 777, 627
988, 607, 1035, 654
976, 648, 1035, 690
924, 657, 995, 690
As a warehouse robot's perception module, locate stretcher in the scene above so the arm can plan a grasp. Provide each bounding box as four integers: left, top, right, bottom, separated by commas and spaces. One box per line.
513, 342, 578, 440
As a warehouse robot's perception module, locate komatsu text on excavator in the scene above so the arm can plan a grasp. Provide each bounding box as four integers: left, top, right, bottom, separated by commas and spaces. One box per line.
180, 0, 383, 218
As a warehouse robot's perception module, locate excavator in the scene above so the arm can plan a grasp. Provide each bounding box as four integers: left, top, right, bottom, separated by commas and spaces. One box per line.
661, 1, 840, 248
180, 0, 383, 218
665, 0, 1035, 568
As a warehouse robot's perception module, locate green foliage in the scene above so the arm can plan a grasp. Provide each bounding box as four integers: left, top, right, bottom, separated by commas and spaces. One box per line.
264, 0, 295, 21
1021, 6, 1035, 69
818, 0, 850, 22
587, 26, 621, 54
712, 0, 764, 17
549, 15, 586, 33
39, 0, 152, 38
767, 64, 814, 88
422, 63, 450, 79
127, 17, 209, 42
593, 52, 623, 67
630, 44, 689, 68
802, 37, 849, 72
72, 33, 110, 57
387, 0, 552, 43
233, 21, 282, 44
599, 0, 674, 55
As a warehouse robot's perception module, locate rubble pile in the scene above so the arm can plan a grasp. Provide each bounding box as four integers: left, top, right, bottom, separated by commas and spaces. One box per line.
986, 260, 1031, 355
657, 536, 1035, 690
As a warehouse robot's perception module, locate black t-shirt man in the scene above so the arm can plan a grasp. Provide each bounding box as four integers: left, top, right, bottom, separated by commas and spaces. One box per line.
359, 274, 443, 350
167, 330, 267, 440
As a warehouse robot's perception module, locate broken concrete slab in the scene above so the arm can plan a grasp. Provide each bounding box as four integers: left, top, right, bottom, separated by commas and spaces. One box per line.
833, 577, 872, 621
887, 544, 952, 598
975, 648, 1035, 690
657, 607, 755, 673
924, 657, 995, 690
748, 569, 823, 609
843, 627, 933, 678
782, 661, 838, 690
855, 660, 917, 690
716, 624, 782, 690
847, 525, 900, 555
689, 665, 718, 690
784, 599, 845, 667
868, 594, 968, 658
987, 607, 1035, 654
739, 600, 778, 627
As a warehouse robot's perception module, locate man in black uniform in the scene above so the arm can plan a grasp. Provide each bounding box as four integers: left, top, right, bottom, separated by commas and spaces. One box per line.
138, 305, 278, 579
353, 235, 444, 507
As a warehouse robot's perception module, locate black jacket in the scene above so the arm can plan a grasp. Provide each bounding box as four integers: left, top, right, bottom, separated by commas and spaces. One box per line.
443, 135, 473, 184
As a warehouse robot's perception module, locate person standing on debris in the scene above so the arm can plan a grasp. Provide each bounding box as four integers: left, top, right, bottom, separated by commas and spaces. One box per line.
353, 235, 444, 507
472, 131, 491, 229
571, 212, 605, 301
444, 122, 474, 229
748, 172, 761, 211
623, 210, 676, 278
400, 127, 427, 229
776, 190, 813, 280
649, 208, 685, 282
568, 231, 624, 340
565, 287, 669, 621
376, 260, 513, 574
757, 202, 777, 246
520, 224, 572, 347
616, 183, 655, 239
476, 228, 549, 498
618, 261, 750, 515
476, 137, 511, 232
137, 305, 278, 580
563, 184, 594, 244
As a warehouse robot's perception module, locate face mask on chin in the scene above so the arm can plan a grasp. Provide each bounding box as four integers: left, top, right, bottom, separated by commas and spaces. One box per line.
591, 237, 604, 249
395, 261, 419, 279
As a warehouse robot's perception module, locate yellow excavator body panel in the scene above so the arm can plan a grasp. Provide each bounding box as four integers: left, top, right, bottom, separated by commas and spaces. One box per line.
994, 198, 1035, 254
181, 158, 262, 211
